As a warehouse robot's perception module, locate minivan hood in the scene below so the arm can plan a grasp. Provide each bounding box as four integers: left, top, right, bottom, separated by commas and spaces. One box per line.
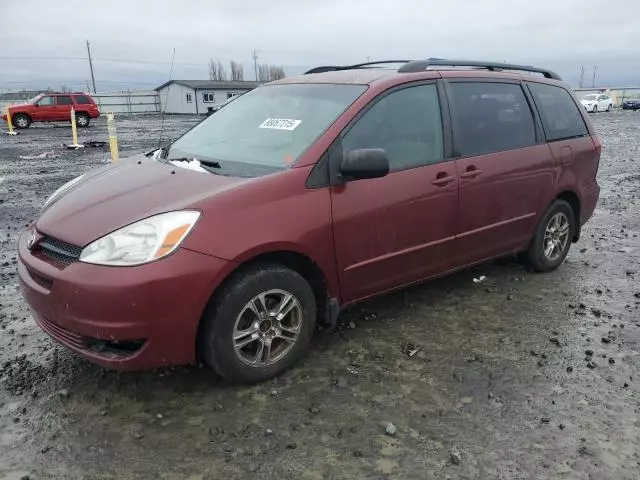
36, 155, 246, 246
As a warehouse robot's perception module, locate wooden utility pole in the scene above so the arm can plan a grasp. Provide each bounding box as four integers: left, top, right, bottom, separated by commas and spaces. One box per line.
86, 40, 97, 93
252, 49, 258, 81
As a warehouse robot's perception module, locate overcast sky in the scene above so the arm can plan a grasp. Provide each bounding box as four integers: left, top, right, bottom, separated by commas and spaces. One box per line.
2, 0, 639, 91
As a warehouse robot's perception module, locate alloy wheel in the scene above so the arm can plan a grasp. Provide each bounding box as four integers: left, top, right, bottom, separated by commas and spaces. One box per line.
232, 289, 303, 367
543, 212, 570, 261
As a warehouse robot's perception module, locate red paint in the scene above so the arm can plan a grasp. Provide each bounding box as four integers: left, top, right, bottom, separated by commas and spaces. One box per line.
18, 68, 600, 370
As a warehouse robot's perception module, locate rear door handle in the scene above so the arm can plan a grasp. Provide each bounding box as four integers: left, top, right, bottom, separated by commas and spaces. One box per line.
432, 174, 455, 186
460, 168, 483, 179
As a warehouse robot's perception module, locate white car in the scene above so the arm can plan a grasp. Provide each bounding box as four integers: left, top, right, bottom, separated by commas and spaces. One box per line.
580, 94, 613, 113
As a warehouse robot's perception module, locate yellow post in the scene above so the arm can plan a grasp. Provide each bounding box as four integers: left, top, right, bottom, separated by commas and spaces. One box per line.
107, 112, 119, 162
5, 106, 17, 135
70, 108, 79, 146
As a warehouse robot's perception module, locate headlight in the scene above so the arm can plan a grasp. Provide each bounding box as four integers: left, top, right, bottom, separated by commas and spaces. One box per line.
79, 211, 200, 266
42, 174, 84, 210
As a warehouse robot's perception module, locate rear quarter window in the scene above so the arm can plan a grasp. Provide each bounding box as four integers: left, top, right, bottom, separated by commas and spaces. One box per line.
74, 95, 93, 105
527, 82, 588, 141
447, 82, 537, 157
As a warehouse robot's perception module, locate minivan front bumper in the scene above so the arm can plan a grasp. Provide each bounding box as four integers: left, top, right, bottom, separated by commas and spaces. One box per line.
18, 228, 233, 370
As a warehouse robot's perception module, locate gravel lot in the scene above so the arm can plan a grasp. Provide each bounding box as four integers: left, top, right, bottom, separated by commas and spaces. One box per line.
0, 112, 639, 480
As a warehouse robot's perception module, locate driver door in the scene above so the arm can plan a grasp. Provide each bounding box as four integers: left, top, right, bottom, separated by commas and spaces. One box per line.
330, 82, 459, 303
33, 95, 55, 121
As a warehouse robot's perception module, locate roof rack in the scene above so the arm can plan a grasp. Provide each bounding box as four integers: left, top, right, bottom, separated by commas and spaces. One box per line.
304, 60, 411, 75
398, 58, 562, 80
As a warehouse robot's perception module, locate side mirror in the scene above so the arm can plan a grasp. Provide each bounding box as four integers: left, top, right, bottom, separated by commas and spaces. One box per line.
340, 148, 389, 180
33, 103, 39, 107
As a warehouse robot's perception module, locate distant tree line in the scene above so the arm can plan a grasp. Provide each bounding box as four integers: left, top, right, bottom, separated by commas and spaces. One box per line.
258, 64, 285, 81
209, 58, 285, 82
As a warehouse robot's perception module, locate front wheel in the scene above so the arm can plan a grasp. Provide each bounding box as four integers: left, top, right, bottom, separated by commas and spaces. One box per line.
13, 113, 31, 129
606, 104, 612, 112
592, 105, 598, 113
200, 263, 317, 383
520, 199, 575, 272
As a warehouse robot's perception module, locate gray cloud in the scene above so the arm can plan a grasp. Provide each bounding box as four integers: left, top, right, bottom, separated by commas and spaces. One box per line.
1, 0, 639, 91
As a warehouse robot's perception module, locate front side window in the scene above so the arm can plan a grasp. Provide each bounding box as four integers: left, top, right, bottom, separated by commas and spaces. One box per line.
447, 82, 536, 157
57, 96, 74, 105
166, 83, 367, 177
341, 84, 444, 171
185, 93, 193, 103
527, 82, 588, 141
203, 93, 215, 103
37, 96, 54, 106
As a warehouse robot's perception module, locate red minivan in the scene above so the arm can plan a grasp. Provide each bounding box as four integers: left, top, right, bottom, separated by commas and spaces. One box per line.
18, 60, 600, 383
2, 92, 100, 128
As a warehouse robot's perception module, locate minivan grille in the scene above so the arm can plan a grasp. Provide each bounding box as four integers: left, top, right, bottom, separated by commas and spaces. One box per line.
39, 236, 82, 265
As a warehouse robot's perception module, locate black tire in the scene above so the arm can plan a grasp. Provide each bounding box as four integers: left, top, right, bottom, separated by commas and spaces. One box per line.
200, 263, 317, 384
75, 112, 90, 128
13, 113, 31, 129
592, 105, 597, 113
521, 199, 575, 273
606, 104, 612, 112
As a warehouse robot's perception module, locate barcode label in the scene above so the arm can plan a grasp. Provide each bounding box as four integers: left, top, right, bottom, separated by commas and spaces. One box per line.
259, 118, 302, 131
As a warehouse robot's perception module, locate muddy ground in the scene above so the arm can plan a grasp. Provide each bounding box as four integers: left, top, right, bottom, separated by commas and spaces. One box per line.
0, 113, 638, 480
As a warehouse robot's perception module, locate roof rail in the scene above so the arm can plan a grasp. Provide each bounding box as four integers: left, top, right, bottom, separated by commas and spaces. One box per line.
398, 58, 562, 80
304, 60, 411, 75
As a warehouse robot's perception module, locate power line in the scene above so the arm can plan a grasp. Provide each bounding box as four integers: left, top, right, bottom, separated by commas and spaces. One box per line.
0, 55, 207, 66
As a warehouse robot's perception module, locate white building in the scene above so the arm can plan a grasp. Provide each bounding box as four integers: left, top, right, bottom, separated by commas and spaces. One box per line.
155, 80, 262, 114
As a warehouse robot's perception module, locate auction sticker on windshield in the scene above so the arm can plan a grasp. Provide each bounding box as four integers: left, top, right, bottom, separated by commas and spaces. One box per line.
259, 118, 302, 131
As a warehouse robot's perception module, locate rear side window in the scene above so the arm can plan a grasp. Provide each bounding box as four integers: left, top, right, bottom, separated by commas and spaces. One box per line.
527, 82, 588, 141
56, 96, 74, 105
447, 82, 536, 157
341, 84, 444, 171
75, 95, 92, 104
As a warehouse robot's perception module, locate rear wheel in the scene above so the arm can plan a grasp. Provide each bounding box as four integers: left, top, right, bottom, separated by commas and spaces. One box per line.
13, 113, 31, 129
606, 104, 612, 112
521, 199, 575, 272
75, 112, 90, 127
200, 263, 317, 383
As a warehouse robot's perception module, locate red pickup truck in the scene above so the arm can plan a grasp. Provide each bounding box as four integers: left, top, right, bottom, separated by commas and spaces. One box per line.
2, 92, 101, 128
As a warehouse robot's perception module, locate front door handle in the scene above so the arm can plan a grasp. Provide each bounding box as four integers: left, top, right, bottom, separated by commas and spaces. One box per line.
460, 167, 483, 179
432, 173, 455, 186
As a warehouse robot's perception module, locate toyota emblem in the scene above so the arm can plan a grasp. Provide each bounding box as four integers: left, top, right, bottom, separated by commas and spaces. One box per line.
27, 232, 37, 250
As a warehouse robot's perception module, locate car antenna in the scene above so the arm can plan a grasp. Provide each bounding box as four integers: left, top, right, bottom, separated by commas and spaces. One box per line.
157, 47, 176, 149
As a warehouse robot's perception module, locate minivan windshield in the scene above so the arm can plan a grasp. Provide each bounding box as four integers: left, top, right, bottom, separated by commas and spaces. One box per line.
165, 83, 367, 177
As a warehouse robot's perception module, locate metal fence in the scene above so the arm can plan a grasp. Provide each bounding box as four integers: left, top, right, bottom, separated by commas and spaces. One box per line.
92, 90, 159, 114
